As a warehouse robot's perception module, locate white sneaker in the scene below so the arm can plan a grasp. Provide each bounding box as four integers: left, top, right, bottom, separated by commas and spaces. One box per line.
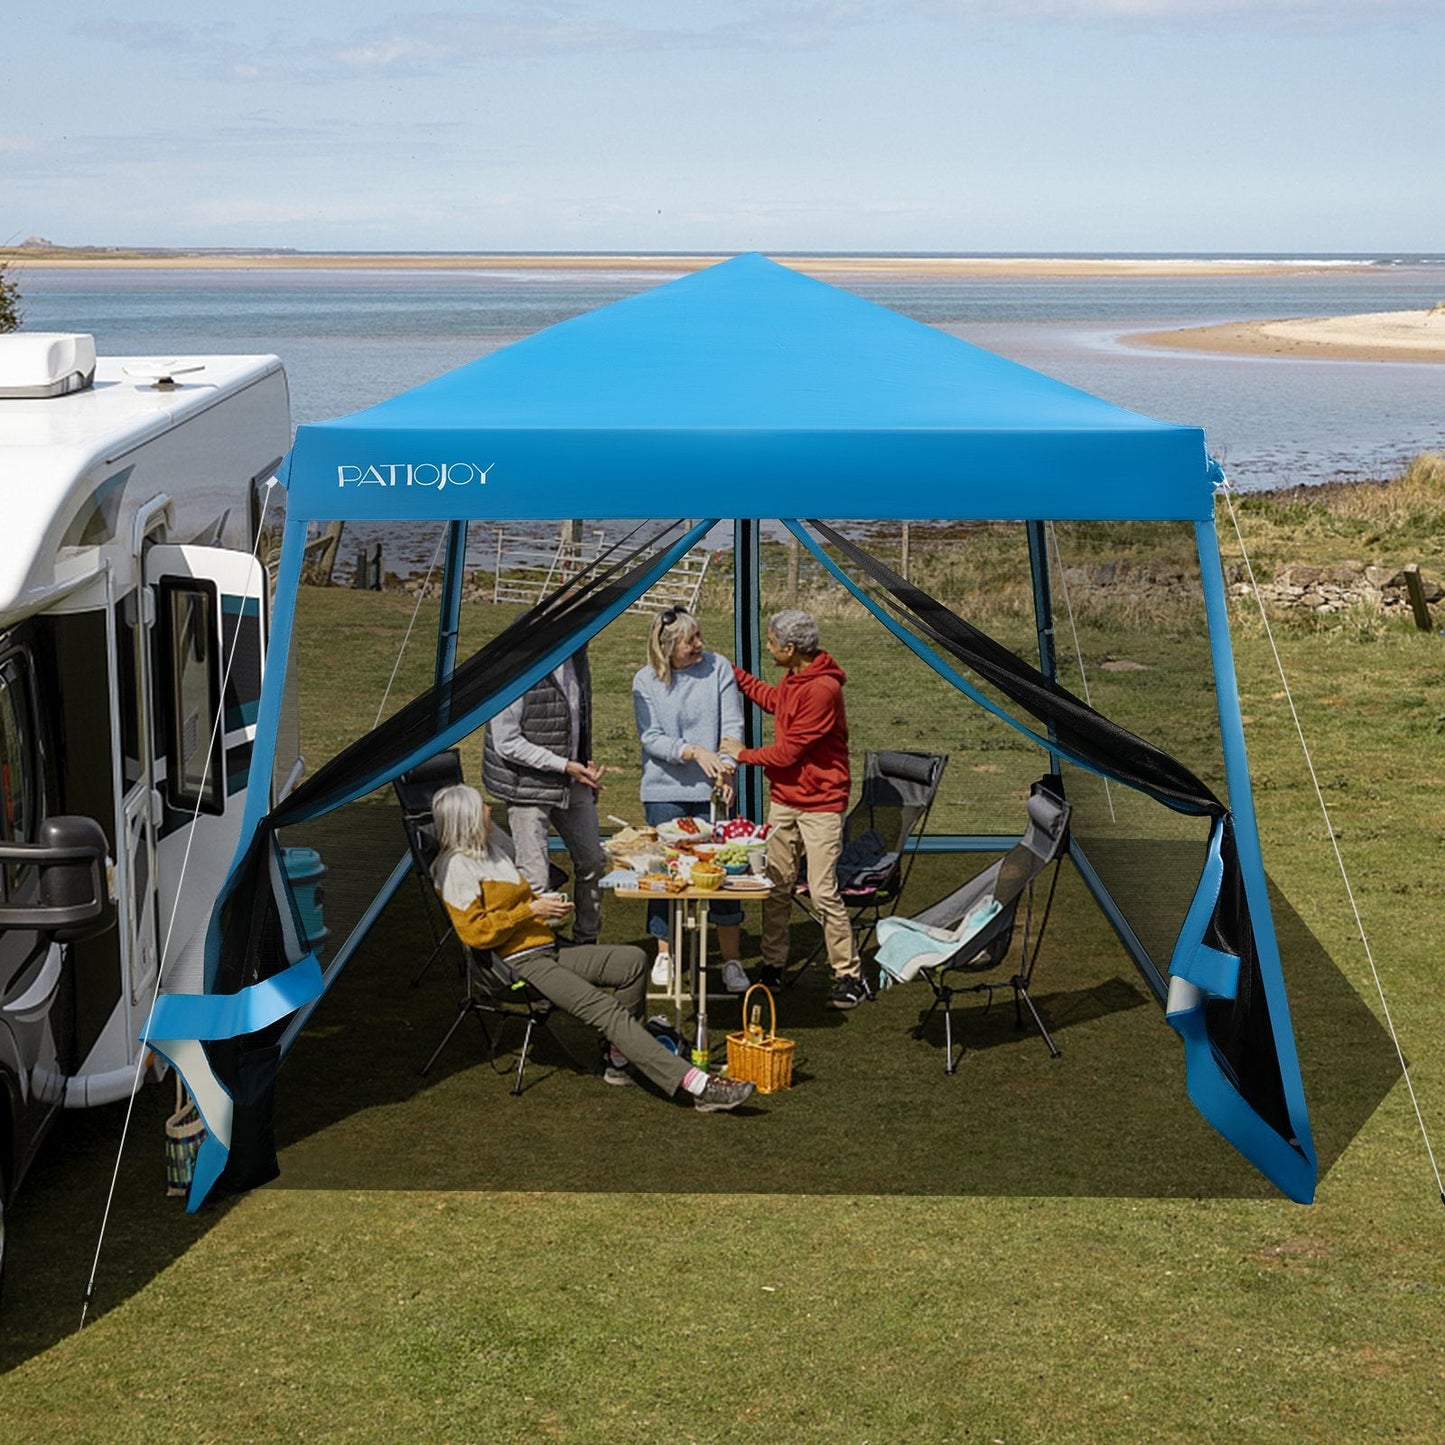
650, 950, 672, 988
720, 959, 750, 994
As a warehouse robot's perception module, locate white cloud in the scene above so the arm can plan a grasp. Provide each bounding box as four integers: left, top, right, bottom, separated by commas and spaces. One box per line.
74, 5, 878, 83
907, 0, 1439, 26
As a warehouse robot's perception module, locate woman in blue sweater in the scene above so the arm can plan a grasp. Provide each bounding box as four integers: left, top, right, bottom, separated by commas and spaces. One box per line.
632, 606, 748, 992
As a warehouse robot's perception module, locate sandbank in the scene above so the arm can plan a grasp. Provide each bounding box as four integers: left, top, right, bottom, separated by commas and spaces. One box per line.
0, 248, 1371, 280
1131, 310, 1445, 364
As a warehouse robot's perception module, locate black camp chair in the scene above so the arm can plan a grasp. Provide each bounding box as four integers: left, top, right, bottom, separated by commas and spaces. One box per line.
420, 944, 559, 1096
395, 749, 466, 986
877, 779, 1070, 1073
790, 750, 948, 983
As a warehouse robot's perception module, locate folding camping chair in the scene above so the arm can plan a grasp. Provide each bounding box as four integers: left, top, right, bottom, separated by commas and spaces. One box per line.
395, 749, 466, 986
874, 779, 1070, 1073
420, 943, 559, 1096
790, 749, 948, 983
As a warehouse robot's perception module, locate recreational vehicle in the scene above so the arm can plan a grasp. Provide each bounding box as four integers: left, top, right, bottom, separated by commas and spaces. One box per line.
0, 332, 290, 1288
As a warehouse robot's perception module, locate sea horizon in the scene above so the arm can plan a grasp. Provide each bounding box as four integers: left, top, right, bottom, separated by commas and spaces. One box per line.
10, 244, 1445, 269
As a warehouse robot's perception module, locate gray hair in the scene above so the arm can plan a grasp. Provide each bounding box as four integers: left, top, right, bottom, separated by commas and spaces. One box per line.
429, 782, 489, 862
769, 609, 819, 654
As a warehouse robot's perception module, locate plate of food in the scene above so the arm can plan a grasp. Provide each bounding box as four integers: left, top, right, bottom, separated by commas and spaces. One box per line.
656, 816, 711, 844
636, 872, 687, 894
722, 875, 773, 892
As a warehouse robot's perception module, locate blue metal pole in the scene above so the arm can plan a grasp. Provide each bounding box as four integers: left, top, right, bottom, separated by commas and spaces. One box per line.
734, 519, 764, 822
1027, 519, 1063, 777
434, 520, 468, 728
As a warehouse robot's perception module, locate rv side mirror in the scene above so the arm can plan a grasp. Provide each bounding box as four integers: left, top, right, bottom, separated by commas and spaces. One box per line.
0, 815, 116, 942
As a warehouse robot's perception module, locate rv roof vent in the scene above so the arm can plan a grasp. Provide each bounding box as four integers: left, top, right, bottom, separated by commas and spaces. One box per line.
0, 332, 97, 399
121, 359, 206, 390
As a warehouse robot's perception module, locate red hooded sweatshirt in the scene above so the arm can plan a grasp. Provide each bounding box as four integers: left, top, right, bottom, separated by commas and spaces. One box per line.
733, 652, 850, 812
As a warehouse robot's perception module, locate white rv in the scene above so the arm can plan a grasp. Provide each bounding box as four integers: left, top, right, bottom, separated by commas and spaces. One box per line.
0, 333, 290, 1283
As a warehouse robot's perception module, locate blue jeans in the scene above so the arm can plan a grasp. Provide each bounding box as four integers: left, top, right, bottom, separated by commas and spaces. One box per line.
642, 799, 744, 940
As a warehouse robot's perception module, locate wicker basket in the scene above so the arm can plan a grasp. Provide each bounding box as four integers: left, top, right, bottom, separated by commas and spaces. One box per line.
726, 983, 794, 1093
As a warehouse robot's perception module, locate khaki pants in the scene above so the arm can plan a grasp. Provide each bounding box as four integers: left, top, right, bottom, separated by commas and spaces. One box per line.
759, 804, 860, 980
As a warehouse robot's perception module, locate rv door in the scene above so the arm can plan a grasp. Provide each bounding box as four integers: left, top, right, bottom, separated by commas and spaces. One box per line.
143, 546, 267, 991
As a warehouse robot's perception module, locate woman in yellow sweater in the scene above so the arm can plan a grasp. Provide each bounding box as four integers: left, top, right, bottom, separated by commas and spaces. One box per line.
429, 783, 755, 1111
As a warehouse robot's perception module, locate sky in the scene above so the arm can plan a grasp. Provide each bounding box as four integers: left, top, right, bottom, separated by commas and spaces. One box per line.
3, 1, 1443, 254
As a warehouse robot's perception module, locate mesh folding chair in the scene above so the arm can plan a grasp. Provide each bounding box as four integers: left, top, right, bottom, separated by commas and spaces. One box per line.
791, 749, 948, 981
420, 945, 559, 1096
395, 749, 465, 986
875, 778, 1070, 1073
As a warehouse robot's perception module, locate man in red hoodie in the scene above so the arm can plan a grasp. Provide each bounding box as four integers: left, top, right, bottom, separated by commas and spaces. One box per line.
722, 609, 871, 1009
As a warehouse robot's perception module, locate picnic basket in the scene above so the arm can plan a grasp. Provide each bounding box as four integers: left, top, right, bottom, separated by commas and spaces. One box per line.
726, 983, 794, 1093
165, 1072, 207, 1197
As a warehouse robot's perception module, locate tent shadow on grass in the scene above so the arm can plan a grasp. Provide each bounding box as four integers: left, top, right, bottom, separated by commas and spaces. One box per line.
0, 810, 1400, 1374
265, 807, 1398, 1200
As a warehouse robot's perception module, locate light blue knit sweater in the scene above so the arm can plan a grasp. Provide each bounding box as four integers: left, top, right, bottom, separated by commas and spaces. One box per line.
631, 652, 745, 803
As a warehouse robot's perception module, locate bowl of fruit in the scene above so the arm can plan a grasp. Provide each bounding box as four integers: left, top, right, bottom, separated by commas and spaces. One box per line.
714, 841, 755, 875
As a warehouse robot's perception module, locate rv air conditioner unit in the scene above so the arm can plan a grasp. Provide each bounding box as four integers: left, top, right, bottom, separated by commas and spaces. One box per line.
0, 332, 98, 398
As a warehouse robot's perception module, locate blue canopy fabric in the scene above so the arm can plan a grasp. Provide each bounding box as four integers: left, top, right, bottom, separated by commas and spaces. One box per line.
281, 253, 1219, 524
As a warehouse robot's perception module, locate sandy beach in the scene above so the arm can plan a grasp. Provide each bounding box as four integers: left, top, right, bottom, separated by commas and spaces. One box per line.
1131, 310, 1445, 363
1, 247, 1373, 279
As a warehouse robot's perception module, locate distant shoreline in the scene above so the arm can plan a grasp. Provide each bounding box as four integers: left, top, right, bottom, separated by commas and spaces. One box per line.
1128, 311, 1445, 364
0, 248, 1382, 279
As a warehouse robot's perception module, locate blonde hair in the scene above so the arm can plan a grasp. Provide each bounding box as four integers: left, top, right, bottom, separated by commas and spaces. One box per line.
646, 607, 700, 686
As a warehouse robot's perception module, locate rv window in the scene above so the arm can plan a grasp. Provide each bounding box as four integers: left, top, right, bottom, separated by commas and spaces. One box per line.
0, 654, 39, 896
159, 579, 224, 815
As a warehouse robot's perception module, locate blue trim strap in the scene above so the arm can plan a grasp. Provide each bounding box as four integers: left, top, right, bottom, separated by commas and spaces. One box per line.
144, 956, 325, 1212
1165, 817, 1315, 1204
1167, 820, 1241, 1001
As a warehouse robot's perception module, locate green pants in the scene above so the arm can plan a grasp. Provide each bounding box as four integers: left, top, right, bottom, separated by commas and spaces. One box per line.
508, 943, 690, 1095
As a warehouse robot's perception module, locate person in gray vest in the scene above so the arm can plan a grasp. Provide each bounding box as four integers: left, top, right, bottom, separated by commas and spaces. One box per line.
482, 646, 607, 943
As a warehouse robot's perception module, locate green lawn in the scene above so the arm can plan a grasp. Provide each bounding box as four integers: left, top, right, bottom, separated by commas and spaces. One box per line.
2, 495, 1444, 1442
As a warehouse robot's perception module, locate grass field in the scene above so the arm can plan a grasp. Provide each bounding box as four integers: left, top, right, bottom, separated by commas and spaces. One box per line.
2, 478, 1443, 1442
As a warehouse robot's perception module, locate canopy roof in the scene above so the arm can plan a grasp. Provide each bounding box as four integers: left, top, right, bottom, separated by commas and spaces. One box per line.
281, 253, 1218, 525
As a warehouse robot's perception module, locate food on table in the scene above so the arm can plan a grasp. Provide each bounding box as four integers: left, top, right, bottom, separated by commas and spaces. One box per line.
638, 872, 687, 893
689, 864, 724, 891
605, 824, 660, 859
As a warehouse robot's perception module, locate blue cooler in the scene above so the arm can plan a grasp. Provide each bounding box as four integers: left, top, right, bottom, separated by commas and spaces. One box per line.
282, 846, 329, 958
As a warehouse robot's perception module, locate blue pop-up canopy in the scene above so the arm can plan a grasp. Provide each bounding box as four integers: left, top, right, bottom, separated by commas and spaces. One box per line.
159, 253, 1315, 1209
281, 252, 1217, 524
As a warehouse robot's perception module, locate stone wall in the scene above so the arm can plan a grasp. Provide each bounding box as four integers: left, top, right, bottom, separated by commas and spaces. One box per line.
1227, 561, 1444, 617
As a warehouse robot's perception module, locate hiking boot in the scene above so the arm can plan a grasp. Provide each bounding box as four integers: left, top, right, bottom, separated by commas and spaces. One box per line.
693, 1075, 757, 1113
720, 959, 750, 994
827, 972, 874, 1010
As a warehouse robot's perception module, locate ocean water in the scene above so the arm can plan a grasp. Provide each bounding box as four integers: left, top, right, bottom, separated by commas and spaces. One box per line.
17, 258, 1445, 572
